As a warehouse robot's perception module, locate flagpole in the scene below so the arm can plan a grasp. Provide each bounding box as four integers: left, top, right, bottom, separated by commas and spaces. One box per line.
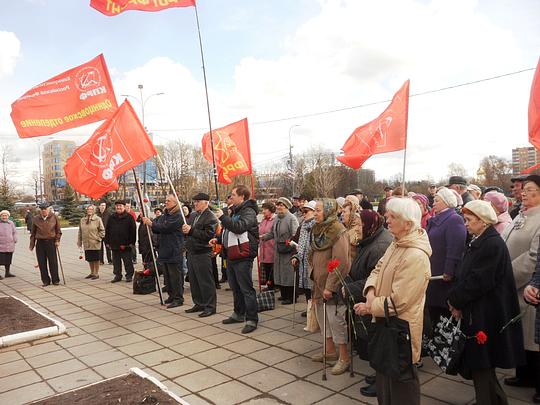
132, 168, 164, 306
194, 3, 220, 205
401, 80, 410, 197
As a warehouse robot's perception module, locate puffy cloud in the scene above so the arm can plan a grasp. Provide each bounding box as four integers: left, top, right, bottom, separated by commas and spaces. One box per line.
0, 31, 21, 79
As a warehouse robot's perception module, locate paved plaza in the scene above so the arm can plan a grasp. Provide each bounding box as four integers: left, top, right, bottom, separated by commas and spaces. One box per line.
0, 228, 535, 404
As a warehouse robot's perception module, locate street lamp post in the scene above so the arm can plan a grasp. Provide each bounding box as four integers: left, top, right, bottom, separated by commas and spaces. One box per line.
288, 124, 300, 196
121, 85, 164, 199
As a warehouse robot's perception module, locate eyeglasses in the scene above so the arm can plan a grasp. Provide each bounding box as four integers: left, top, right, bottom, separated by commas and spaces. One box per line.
521, 188, 539, 195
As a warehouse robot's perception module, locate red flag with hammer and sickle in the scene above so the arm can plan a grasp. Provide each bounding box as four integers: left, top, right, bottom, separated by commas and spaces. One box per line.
64, 100, 156, 198
337, 80, 409, 170
201, 118, 252, 184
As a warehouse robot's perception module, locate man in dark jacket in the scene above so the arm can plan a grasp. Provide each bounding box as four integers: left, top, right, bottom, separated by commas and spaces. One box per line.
142, 194, 185, 309
448, 176, 474, 205
30, 204, 62, 286
98, 201, 112, 265
213, 185, 259, 333
509, 175, 525, 219
105, 200, 136, 283
182, 192, 218, 317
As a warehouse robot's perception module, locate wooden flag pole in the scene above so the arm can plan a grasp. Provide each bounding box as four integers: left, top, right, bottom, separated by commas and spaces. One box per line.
194, 3, 220, 206
132, 168, 164, 306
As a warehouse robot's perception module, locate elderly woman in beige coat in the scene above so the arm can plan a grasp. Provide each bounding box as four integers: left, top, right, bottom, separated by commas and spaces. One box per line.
501, 174, 540, 398
309, 199, 351, 375
355, 197, 431, 405
78, 205, 105, 280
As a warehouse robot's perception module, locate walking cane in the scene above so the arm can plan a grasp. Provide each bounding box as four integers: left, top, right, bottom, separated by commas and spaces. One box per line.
348, 307, 354, 377
292, 265, 297, 329
322, 298, 327, 381
56, 246, 66, 285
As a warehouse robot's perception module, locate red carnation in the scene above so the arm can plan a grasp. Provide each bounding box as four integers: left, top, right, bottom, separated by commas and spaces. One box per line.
327, 258, 340, 273
475, 331, 487, 345
285, 239, 290, 246
79, 255, 83, 260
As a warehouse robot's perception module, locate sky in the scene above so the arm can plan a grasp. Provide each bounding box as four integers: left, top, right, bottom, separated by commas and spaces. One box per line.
0, 0, 539, 193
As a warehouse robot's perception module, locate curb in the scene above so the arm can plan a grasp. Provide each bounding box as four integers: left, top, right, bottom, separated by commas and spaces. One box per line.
27, 367, 190, 404
0, 296, 66, 348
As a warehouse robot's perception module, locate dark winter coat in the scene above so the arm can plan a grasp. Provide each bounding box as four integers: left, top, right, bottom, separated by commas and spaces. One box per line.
137, 215, 157, 262
105, 212, 136, 250
527, 255, 540, 345
151, 205, 184, 264
185, 208, 218, 254
448, 226, 525, 371
345, 227, 393, 301
97, 208, 111, 229
426, 209, 467, 308
220, 199, 259, 262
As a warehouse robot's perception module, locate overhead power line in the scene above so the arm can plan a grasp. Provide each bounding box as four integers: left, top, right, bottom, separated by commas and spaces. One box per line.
150, 66, 536, 133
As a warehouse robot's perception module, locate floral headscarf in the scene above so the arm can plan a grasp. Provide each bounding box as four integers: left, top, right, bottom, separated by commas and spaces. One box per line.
359, 209, 384, 239
310, 198, 345, 251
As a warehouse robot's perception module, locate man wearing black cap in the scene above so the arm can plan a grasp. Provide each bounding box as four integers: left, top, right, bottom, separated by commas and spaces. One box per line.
448, 176, 473, 205
105, 200, 137, 283
30, 204, 62, 286
182, 192, 218, 317
510, 175, 526, 219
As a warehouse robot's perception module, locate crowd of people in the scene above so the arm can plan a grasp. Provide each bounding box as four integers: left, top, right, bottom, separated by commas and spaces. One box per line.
1, 175, 540, 404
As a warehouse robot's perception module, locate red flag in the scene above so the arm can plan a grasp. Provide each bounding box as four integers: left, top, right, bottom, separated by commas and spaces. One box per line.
521, 162, 540, 175
11, 54, 117, 139
337, 80, 409, 170
90, 0, 195, 16
529, 58, 540, 150
64, 100, 156, 199
201, 118, 252, 184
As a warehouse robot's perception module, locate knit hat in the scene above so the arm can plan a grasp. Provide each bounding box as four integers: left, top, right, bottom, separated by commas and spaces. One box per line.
412, 193, 429, 209
336, 197, 346, 208
276, 197, 292, 209
467, 184, 482, 194
303, 200, 317, 211
436, 187, 458, 208
463, 200, 497, 225
483, 191, 508, 214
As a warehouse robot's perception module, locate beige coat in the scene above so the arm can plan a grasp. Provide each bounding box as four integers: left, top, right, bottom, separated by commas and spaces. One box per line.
501, 205, 540, 352
364, 228, 432, 363
78, 214, 105, 251
309, 231, 351, 302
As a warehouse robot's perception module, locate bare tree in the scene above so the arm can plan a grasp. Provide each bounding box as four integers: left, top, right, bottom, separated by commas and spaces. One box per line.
447, 162, 468, 178
0, 145, 15, 212
477, 155, 512, 191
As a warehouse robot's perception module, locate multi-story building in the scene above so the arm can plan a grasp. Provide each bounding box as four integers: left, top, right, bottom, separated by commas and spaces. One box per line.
42, 140, 77, 202
512, 146, 539, 175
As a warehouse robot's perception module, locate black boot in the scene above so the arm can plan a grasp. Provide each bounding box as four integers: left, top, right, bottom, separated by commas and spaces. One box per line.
5, 266, 15, 278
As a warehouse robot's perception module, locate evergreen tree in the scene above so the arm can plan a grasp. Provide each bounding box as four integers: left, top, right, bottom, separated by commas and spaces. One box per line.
60, 185, 84, 225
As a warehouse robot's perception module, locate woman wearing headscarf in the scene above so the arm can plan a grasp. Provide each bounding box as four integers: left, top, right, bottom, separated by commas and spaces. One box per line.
261, 197, 299, 304
78, 205, 105, 280
291, 200, 317, 305
483, 191, 512, 234
448, 200, 524, 405
309, 199, 351, 375
355, 198, 431, 404
0, 210, 17, 279
426, 187, 467, 327
342, 199, 362, 262
345, 209, 393, 398
501, 175, 540, 400
412, 194, 431, 229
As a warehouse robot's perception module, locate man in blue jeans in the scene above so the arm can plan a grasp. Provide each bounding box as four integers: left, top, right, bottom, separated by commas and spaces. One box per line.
212, 185, 259, 334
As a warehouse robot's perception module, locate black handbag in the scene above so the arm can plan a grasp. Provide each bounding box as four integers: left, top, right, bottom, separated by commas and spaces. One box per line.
423, 316, 465, 375
368, 297, 414, 381
257, 290, 276, 312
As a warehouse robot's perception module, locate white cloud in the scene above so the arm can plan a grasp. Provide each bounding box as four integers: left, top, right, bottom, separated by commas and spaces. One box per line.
0, 31, 21, 79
